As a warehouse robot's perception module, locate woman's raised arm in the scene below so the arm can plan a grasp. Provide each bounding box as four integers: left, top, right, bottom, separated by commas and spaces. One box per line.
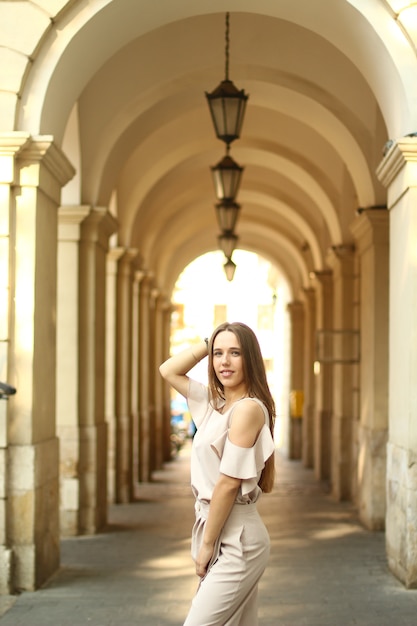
159, 340, 208, 397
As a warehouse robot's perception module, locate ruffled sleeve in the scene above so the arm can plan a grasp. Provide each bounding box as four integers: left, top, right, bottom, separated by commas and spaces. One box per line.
187, 379, 211, 429
211, 425, 275, 495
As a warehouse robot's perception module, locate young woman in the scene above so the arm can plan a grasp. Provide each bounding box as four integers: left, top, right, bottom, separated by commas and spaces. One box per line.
159, 322, 276, 626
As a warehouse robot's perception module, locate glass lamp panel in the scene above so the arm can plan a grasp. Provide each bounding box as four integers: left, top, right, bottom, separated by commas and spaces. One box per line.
211, 154, 243, 201
215, 201, 240, 232
223, 257, 236, 281
218, 232, 238, 258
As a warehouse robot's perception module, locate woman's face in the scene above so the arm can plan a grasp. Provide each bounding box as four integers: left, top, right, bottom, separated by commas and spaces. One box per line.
212, 330, 246, 392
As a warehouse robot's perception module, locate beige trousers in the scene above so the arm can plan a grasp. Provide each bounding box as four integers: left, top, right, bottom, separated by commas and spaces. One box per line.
183, 501, 270, 626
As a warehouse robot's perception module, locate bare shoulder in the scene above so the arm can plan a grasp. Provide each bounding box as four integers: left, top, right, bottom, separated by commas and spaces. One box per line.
229, 399, 265, 447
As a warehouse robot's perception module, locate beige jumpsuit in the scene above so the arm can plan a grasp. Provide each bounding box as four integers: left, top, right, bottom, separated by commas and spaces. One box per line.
183, 380, 275, 626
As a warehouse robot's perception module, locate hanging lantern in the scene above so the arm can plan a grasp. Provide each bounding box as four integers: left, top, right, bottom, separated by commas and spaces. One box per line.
205, 13, 249, 146
211, 149, 243, 201
215, 199, 240, 232
223, 256, 236, 281
218, 230, 238, 258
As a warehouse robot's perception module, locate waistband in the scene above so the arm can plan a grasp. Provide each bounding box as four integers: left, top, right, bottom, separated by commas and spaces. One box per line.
194, 498, 257, 520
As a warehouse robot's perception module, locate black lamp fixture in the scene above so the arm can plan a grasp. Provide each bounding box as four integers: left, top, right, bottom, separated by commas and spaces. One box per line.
223, 256, 237, 281
205, 12, 249, 146
218, 230, 238, 258
215, 199, 240, 232
211, 146, 244, 201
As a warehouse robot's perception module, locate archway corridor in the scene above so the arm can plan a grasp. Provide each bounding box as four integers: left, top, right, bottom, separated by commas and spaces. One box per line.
1, 445, 417, 625
1, 0, 417, 596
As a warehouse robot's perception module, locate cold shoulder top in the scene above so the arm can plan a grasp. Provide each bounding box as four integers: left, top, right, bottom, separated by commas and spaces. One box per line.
187, 379, 275, 505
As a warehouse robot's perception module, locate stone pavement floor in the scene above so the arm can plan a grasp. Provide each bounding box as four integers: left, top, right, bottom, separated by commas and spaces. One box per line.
0, 443, 416, 625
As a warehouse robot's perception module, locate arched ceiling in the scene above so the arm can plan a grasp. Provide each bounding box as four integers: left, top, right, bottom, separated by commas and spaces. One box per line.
14, 0, 417, 296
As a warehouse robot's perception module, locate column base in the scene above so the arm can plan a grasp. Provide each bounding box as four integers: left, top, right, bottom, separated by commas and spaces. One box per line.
8, 437, 59, 591
79, 422, 108, 534
358, 424, 386, 530
302, 403, 314, 468
0, 546, 12, 594
386, 442, 417, 588
314, 409, 331, 481
332, 414, 352, 501
289, 418, 302, 459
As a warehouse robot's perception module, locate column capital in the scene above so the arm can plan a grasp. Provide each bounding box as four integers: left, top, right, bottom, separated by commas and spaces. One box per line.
287, 300, 304, 318
80, 207, 118, 250
157, 294, 172, 312
58, 205, 91, 242
303, 286, 315, 296
376, 136, 417, 189
329, 243, 355, 256
309, 269, 332, 285
59, 205, 91, 225
0, 132, 31, 155
0, 132, 31, 183
310, 270, 333, 311
19, 135, 75, 188
108, 246, 125, 263
139, 273, 154, 296
351, 209, 389, 254
326, 244, 355, 271
118, 247, 139, 269
134, 270, 146, 283
302, 287, 316, 307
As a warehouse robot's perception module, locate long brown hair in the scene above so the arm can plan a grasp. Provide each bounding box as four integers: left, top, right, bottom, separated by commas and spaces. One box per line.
207, 322, 276, 493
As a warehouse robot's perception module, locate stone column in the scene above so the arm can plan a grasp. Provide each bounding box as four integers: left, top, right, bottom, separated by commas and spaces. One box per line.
115, 248, 138, 503
312, 270, 333, 482
161, 302, 173, 463
351, 209, 388, 529
326, 245, 357, 501
138, 275, 152, 482
0, 133, 29, 592
105, 247, 124, 504
131, 270, 144, 494
153, 294, 167, 470
57, 205, 90, 536
287, 301, 305, 459
78, 208, 117, 533
8, 137, 74, 590
148, 288, 159, 473
377, 138, 417, 587
302, 288, 316, 468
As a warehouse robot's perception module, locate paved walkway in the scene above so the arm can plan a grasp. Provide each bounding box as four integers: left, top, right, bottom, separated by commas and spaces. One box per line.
0, 443, 416, 626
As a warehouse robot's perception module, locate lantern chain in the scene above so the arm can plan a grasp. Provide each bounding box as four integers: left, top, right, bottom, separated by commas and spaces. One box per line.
225, 12, 230, 81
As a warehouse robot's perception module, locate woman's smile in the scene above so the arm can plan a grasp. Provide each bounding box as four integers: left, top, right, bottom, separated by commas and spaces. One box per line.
220, 369, 234, 378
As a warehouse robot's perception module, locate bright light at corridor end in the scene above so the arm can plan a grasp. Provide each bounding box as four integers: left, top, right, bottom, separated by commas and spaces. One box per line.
171, 250, 292, 449
173, 250, 288, 336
